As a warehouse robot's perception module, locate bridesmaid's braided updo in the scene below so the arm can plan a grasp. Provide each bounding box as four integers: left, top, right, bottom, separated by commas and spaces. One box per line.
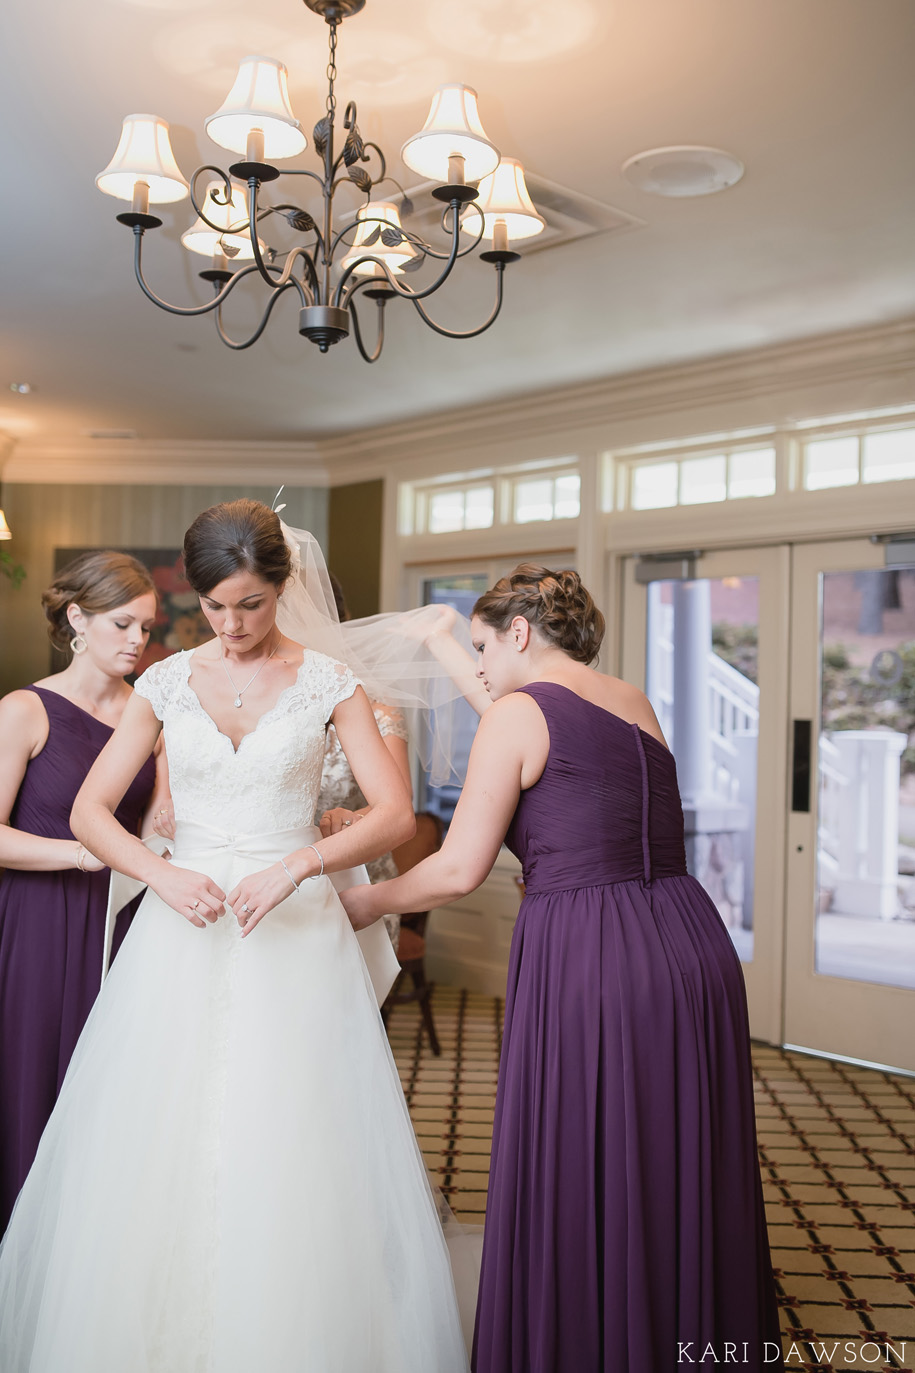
472, 563, 605, 665
42, 552, 155, 652
183, 499, 291, 596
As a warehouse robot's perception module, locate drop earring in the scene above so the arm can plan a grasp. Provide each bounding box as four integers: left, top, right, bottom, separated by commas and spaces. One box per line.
70, 633, 87, 655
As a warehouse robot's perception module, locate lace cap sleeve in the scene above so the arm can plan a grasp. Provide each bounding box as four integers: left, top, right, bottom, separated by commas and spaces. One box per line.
372, 703, 408, 742
323, 658, 362, 722
133, 653, 185, 722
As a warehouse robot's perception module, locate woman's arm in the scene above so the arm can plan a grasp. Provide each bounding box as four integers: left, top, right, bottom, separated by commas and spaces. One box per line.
401, 605, 491, 717
269, 686, 414, 886
72, 693, 226, 925
339, 692, 545, 928
0, 690, 104, 872
140, 736, 174, 840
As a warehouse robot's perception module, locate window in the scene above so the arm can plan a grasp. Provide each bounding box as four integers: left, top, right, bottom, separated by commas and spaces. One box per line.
804, 437, 859, 491
427, 485, 494, 534
513, 472, 581, 523
802, 424, 915, 490
629, 447, 776, 511
406, 461, 580, 535
862, 428, 915, 484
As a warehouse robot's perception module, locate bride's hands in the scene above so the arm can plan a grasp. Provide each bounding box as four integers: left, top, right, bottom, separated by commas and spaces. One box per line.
227, 863, 299, 938
338, 883, 384, 932
152, 865, 226, 927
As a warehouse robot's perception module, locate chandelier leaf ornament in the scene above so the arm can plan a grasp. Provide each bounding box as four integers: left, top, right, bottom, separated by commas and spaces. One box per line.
95, 0, 545, 363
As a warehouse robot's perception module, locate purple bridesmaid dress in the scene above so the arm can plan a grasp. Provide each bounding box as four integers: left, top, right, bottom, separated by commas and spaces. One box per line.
0, 687, 155, 1233
472, 683, 783, 1373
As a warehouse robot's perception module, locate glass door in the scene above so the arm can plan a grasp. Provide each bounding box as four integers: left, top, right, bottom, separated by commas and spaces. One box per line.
785, 539, 915, 1073
621, 546, 790, 1042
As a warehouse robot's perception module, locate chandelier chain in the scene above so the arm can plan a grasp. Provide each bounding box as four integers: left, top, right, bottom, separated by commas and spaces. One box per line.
326, 22, 338, 126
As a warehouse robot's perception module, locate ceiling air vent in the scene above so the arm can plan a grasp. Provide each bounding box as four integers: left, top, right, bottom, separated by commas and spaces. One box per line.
341, 174, 644, 259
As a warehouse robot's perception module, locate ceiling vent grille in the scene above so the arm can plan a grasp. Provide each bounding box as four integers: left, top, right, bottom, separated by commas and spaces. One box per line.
341, 174, 644, 258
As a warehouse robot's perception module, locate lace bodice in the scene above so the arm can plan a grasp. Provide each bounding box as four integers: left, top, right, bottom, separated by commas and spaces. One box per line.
135, 648, 360, 837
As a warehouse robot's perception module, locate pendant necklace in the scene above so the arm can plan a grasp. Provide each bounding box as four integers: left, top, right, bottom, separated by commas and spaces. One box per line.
221, 636, 281, 708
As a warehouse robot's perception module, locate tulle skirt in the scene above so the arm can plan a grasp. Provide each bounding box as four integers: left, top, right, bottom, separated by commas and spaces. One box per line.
0, 824, 470, 1373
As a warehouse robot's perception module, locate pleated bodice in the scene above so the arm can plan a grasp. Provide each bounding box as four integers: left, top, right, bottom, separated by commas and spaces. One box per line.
505, 682, 688, 893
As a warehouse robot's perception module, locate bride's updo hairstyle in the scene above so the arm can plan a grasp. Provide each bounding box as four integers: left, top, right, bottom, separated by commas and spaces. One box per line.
42, 551, 155, 652
183, 499, 292, 597
472, 562, 605, 666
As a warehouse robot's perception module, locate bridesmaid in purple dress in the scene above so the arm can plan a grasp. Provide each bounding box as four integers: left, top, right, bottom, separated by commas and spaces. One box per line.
0, 552, 163, 1232
341, 564, 783, 1373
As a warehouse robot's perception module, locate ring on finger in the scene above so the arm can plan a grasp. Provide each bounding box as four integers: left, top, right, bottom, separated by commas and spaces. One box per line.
343, 818, 352, 826
241, 903, 250, 914
191, 900, 200, 911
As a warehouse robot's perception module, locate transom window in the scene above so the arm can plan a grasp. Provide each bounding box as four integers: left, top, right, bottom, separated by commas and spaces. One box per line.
629, 447, 776, 511
404, 460, 580, 536
427, 485, 494, 534
804, 426, 915, 491
513, 472, 581, 523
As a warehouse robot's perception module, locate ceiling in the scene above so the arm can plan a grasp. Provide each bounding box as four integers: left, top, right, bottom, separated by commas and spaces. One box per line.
1, 0, 913, 449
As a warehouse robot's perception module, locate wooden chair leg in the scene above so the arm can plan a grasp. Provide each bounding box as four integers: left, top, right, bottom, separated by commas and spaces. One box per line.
412, 967, 441, 1056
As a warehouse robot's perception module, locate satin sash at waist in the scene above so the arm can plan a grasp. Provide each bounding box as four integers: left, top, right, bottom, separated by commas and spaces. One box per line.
170, 819, 318, 865
102, 821, 400, 1008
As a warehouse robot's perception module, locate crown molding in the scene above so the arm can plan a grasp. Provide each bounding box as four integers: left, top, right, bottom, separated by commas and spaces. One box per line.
322, 316, 915, 472
0, 440, 328, 487
3, 318, 914, 487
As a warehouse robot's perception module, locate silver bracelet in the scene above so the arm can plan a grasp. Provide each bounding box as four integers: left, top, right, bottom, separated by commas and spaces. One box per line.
280, 858, 301, 892
305, 843, 325, 880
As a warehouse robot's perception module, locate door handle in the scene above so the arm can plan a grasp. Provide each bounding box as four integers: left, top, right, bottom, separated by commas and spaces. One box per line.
791, 719, 812, 813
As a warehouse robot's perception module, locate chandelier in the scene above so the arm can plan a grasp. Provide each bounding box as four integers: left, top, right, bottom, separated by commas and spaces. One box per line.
95, 0, 545, 362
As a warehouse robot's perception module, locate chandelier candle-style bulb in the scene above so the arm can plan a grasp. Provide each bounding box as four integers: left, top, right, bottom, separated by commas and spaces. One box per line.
340, 202, 417, 277
181, 182, 262, 260
0, 510, 11, 540
205, 57, 306, 160
95, 115, 189, 203
401, 84, 500, 184
468, 158, 545, 244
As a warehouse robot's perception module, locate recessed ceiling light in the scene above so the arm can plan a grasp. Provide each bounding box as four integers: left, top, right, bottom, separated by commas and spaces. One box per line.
621, 145, 744, 198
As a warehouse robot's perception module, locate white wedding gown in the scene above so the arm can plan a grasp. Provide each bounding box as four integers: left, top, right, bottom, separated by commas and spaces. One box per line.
0, 648, 471, 1373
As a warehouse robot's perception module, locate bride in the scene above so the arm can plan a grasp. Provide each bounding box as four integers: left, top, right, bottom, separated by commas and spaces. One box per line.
0, 499, 470, 1372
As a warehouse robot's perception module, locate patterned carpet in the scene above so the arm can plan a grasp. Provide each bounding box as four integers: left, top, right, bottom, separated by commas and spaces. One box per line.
387, 988, 915, 1372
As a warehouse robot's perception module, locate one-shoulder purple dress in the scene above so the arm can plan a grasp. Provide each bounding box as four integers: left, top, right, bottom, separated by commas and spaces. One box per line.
472, 683, 783, 1373
0, 687, 156, 1233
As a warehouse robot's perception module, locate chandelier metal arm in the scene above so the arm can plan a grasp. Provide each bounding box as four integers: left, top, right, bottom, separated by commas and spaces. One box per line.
131, 229, 309, 317
213, 280, 300, 349
408, 261, 508, 340
246, 178, 293, 290
347, 292, 385, 364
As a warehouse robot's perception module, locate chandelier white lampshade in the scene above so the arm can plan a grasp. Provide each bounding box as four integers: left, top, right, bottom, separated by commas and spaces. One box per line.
205, 56, 306, 160
180, 182, 262, 259
339, 202, 417, 277
0, 510, 11, 540
95, 115, 189, 203
467, 157, 545, 242
401, 85, 500, 183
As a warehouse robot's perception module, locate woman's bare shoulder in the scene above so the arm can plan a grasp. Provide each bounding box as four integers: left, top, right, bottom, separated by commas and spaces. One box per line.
0, 687, 49, 754
599, 676, 667, 745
